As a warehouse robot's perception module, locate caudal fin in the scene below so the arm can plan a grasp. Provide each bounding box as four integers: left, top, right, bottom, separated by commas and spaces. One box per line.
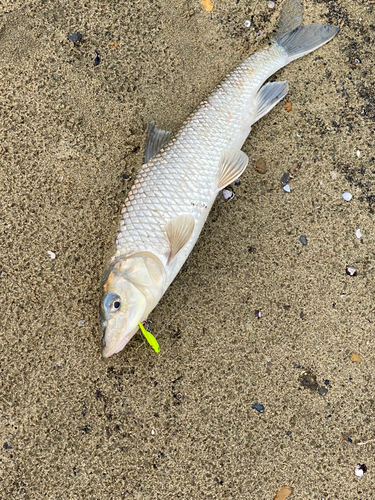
276, 0, 339, 61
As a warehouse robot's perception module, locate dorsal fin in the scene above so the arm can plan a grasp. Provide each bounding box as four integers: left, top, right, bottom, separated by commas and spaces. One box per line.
217, 149, 249, 190
254, 81, 289, 124
144, 121, 171, 163
165, 214, 195, 264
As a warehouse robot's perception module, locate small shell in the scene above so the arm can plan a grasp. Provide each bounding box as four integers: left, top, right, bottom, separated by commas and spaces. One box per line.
268, 1, 275, 8
47, 250, 56, 260
355, 229, 362, 239
342, 192, 352, 201
222, 188, 235, 201
354, 464, 367, 478
283, 184, 291, 193
244, 20, 251, 28
346, 266, 356, 276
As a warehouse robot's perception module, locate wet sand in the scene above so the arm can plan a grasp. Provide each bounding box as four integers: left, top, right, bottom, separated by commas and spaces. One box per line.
1, 0, 375, 498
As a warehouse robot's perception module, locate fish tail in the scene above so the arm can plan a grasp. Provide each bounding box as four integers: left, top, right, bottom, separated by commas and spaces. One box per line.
276, 0, 339, 61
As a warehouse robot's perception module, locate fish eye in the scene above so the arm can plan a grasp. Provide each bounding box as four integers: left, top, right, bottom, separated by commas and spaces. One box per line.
104, 293, 121, 313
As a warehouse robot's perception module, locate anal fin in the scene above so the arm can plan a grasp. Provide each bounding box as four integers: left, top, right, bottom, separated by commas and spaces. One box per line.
254, 81, 289, 124
144, 121, 171, 163
165, 214, 195, 264
217, 149, 249, 190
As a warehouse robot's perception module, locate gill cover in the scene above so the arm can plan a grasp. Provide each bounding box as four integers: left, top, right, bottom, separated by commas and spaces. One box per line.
100, 252, 166, 357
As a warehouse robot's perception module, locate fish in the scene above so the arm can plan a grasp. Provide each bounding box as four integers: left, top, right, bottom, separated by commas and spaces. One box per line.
100, 0, 338, 357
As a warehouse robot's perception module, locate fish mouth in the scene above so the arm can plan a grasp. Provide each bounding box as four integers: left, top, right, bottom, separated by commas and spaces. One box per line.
101, 325, 139, 358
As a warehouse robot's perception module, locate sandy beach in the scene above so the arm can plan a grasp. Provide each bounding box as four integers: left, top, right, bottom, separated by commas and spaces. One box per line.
1, 0, 375, 498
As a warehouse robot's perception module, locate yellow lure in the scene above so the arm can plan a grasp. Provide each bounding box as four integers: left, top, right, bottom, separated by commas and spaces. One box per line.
138, 322, 160, 353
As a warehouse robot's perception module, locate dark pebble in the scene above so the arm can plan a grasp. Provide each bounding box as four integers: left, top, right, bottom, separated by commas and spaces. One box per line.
94, 52, 101, 66
67, 32, 82, 44
251, 402, 264, 413
299, 370, 318, 392
299, 235, 308, 246
324, 379, 330, 386
318, 386, 328, 396
280, 172, 290, 185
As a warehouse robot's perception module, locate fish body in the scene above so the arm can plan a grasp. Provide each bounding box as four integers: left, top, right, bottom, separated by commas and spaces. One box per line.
100, 0, 338, 357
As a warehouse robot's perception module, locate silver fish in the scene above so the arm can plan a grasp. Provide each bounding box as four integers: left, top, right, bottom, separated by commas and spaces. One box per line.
100, 0, 338, 357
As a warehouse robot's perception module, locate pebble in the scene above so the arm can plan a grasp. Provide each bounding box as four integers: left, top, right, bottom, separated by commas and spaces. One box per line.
283, 184, 291, 193
244, 20, 251, 28
94, 51, 101, 66
356, 150, 361, 158
67, 32, 82, 44
350, 353, 361, 363
346, 266, 356, 276
356, 229, 362, 239
299, 235, 307, 246
251, 402, 264, 413
151, 429, 156, 436
280, 172, 290, 185
254, 158, 267, 174
222, 188, 235, 201
268, 1, 275, 8
255, 310, 262, 319
354, 464, 367, 478
47, 250, 56, 260
342, 192, 352, 201
318, 386, 328, 397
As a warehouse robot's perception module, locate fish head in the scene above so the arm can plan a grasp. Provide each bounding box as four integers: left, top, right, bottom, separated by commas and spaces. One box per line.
100, 252, 166, 358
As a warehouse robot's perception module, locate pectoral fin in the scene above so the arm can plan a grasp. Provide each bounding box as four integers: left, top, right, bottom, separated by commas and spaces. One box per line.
253, 81, 289, 124
144, 121, 171, 163
165, 214, 195, 264
217, 149, 249, 190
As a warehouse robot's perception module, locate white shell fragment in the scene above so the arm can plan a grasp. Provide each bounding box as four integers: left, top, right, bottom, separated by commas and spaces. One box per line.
342, 192, 352, 201
244, 20, 251, 28
222, 188, 235, 201
356, 150, 361, 158
356, 229, 362, 239
268, 1, 275, 8
346, 267, 356, 276
354, 464, 367, 478
47, 250, 56, 260
151, 429, 156, 436
283, 184, 291, 193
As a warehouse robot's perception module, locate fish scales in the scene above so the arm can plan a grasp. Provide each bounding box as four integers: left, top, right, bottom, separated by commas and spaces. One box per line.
115, 46, 285, 263
100, 0, 338, 357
